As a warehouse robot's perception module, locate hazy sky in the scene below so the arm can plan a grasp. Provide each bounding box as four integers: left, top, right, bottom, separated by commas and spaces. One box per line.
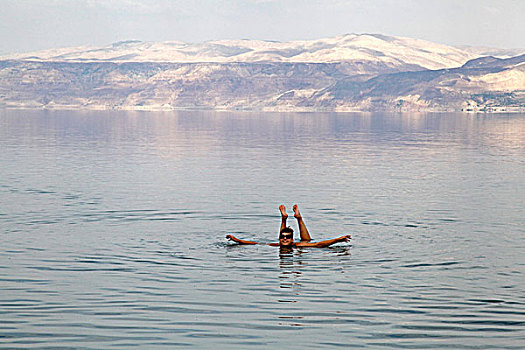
1, 0, 524, 55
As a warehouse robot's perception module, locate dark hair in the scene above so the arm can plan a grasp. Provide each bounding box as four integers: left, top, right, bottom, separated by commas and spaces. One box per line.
280, 227, 294, 234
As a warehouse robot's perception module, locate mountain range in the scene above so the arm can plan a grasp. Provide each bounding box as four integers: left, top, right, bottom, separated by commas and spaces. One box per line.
1, 34, 524, 112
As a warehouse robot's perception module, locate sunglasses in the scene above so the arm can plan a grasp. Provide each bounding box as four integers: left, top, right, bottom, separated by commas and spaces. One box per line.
279, 234, 293, 239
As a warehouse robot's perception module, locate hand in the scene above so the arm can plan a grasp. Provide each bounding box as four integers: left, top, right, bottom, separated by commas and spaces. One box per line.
340, 235, 352, 242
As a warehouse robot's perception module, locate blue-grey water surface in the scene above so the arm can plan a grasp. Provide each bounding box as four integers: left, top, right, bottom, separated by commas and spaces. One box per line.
0, 110, 524, 349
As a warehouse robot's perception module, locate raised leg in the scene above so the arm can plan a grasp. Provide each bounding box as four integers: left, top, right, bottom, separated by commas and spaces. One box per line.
293, 204, 312, 241
279, 205, 288, 232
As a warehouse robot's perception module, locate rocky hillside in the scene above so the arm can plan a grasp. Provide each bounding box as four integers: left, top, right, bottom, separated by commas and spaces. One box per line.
0, 34, 523, 112
316, 54, 525, 111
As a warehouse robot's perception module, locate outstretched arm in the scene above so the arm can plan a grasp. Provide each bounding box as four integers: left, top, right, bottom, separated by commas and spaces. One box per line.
226, 235, 259, 245
296, 235, 351, 248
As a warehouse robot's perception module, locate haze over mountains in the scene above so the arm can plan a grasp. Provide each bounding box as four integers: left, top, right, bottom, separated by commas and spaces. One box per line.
1, 34, 524, 112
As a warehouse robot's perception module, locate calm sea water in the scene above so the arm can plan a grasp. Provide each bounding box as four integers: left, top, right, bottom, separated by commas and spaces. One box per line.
0, 110, 524, 349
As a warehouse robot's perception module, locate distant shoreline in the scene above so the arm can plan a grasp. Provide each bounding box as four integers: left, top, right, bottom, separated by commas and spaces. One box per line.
2, 105, 524, 114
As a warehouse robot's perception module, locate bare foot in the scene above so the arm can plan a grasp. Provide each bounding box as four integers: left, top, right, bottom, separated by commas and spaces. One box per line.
279, 205, 288, 219
293, 204, 302, 219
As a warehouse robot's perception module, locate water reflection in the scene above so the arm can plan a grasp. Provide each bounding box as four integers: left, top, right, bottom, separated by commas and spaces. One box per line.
277, 247, 303, 327
278, 247, 302, 291
2, 110, 523, 153
278, 246, 351, 291
278, 247, 303, 288
328, 246, 352, 256
276, 246, 352, 328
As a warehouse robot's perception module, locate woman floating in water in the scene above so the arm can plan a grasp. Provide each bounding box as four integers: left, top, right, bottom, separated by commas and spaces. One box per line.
226, 205, 351, 247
